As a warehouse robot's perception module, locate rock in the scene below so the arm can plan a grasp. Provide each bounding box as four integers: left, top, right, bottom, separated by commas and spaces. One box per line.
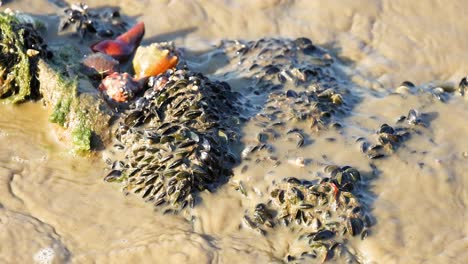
38, 45, 115, 153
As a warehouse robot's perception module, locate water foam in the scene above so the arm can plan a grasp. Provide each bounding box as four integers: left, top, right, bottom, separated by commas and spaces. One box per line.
33, 247, 55, 264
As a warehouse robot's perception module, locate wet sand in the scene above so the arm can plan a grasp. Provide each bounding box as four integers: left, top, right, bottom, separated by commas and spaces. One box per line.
0, 0, 467, 263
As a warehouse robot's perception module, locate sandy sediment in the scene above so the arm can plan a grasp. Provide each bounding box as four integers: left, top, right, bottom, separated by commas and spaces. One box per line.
0, 0, 467, 263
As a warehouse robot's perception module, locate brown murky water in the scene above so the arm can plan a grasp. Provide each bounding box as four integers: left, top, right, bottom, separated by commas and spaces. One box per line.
1, 0, 467, 263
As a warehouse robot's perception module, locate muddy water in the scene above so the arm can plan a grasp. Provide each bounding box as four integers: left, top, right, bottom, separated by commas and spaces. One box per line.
1, 0, 467, 263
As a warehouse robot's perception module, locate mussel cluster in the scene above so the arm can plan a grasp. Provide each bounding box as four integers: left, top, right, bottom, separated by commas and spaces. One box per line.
59, 3, 127, 38
357, 109, 428, 159
103, 37, 372, 261
239, 88, 346, 163
106, 69, 240, 213
244, 165, 370, 262
217, 37, 340, 97
217, 38, 351, 162
358, 123, 410, 159
255, 87, 344, 132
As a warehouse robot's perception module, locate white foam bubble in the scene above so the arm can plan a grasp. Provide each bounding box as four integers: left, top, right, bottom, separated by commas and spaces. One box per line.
33, 247, 55, 264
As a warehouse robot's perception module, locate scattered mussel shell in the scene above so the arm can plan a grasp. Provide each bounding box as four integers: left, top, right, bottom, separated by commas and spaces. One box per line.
407, 109, 422, 125
395, 81, 415, 94
311, 229, 335, 241
330, 94, 343, 105
346, 217, 364, 236
324, 165, 341, 176
378, 123, 394, 134
104, 170, 124, 182
286, 89, 298, 98
458, 77, 467, 96
133, 43, 179, 79
401, 81, 415, 87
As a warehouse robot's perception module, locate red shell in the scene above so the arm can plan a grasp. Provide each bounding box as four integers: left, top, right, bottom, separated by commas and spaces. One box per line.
91, 22, 145, 62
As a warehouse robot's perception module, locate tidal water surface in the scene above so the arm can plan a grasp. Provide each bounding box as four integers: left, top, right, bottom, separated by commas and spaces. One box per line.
0, 1, 467, 263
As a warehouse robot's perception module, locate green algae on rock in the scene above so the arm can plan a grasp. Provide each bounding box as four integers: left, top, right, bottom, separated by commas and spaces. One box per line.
38, 45, 114, 153
0, 11, 105, 153
71, 117, 93, 153
0, 12, 41, 103
49, 94, 73, 127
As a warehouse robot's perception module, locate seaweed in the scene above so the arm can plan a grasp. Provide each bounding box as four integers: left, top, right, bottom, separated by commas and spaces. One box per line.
71, 117, 92, 153
47, 58, 93, 153
0, 13, 33, 103
0, 12, 49, 103
49, 96, 73, 126
48, 73, 77, 127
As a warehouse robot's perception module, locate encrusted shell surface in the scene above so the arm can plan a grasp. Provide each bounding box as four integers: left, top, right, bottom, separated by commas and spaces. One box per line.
98, 72, 140, 102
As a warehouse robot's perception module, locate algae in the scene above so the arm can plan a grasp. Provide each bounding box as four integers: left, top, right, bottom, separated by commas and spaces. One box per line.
39, 44, 113, 153
0, 11, 113, 153
49, 96, 73, 126
71, 117, 92, 153
48, 74, 77, 127
0, 13, 33, 103
46, 53, 94, 152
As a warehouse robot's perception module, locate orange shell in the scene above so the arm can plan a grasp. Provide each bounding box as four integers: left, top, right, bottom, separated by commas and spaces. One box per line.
133, 45, 178, 79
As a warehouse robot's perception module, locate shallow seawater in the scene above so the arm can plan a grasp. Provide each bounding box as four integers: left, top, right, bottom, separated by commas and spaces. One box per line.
1, 0, 467, 263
